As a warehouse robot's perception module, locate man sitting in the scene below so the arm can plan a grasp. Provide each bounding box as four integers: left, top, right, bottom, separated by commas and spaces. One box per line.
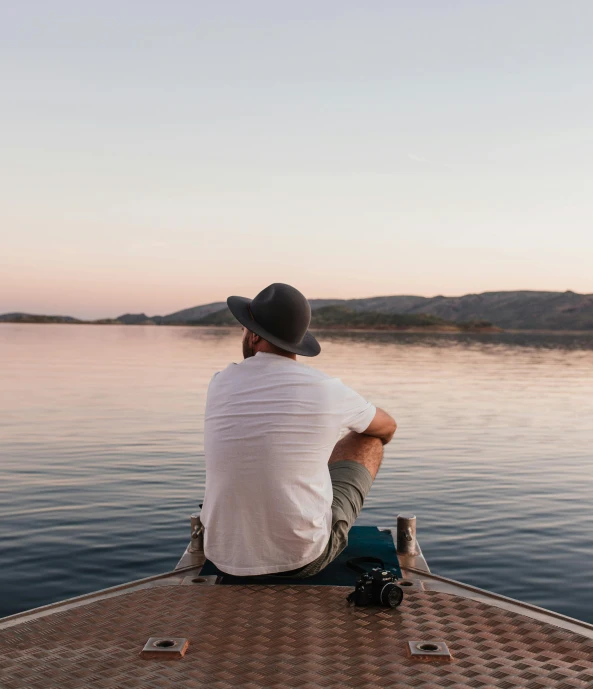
200, 283, 397, 577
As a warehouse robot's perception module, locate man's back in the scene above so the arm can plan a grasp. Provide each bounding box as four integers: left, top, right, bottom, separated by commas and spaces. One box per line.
201, 352, 376, 575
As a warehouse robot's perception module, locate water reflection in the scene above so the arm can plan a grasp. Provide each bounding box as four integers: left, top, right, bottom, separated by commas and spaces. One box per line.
178, 325, 239, 343
314, 328, 593, 351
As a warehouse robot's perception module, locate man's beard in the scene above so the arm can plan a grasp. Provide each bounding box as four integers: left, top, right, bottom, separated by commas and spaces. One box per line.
242, 332, 255, 359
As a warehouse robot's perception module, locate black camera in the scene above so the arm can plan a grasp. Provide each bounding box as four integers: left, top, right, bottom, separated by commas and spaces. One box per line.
347, 567, 403, 608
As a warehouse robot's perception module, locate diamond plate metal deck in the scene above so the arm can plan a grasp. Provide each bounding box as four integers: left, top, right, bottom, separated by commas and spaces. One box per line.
1, 583, 593, 688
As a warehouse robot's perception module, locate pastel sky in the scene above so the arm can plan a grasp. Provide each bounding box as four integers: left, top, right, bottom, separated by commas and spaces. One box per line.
2, 1, 592, 319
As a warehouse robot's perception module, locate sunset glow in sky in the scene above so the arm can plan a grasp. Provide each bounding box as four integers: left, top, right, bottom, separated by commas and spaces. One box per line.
2, 1, 593, 319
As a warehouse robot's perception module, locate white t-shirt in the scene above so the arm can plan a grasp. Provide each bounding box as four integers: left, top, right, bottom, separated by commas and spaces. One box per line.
201, 352, 376, 576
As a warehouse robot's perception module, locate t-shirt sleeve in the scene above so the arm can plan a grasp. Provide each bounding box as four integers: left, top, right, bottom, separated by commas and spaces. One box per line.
336, 380, 377, 433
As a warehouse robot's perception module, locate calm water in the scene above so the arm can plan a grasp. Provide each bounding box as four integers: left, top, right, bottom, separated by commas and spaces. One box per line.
1, 324, 593, 622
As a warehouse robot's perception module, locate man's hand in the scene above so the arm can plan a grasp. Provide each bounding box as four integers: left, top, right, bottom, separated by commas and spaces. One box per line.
362, 407, 397, 445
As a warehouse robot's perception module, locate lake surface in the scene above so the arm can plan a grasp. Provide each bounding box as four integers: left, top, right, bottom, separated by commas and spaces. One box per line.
1, 324, 592, 622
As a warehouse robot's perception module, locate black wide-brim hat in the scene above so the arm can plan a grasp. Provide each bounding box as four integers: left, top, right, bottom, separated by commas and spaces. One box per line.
227, 283, 321, 357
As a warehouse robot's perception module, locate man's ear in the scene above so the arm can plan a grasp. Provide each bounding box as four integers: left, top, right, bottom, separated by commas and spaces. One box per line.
251, 333, 261, 344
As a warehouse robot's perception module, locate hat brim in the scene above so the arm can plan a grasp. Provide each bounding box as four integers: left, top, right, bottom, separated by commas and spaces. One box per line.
227, 296, 321, 357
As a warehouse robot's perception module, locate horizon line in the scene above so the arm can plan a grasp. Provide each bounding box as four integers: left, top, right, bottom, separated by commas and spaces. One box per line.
2, 287, 592, 321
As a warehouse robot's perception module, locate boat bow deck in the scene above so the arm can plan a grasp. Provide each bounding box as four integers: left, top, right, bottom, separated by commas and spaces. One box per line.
2, 570, 593, 688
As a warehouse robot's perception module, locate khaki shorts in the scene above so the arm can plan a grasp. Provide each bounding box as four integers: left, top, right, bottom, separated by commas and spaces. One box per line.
275, 460, 374, 578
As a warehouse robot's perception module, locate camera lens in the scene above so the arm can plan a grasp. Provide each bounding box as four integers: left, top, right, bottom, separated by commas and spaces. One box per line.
380, 583, 403, 608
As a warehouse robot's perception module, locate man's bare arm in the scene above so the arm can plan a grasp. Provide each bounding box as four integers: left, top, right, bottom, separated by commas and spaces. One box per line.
361, 407, 397, 445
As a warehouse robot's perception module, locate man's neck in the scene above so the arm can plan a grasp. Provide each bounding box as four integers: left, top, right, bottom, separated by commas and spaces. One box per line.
255, 345, 297, 361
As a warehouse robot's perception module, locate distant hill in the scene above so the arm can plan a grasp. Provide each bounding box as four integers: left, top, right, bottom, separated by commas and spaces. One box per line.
306, 290, 593, 330
158, 302, 227, 325
2, 290, 593, 330
0, 313, 82, 324
159, 289, 593, 330
308, 305, 495, 331
192, 308, 236, 326
312, 305, 448, 328
148, 303, 495, 331
112, 313, 161, 325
